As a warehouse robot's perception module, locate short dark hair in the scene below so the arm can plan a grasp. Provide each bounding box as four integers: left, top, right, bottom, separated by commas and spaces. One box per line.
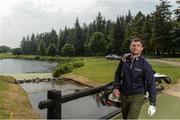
130, 37, 144, 47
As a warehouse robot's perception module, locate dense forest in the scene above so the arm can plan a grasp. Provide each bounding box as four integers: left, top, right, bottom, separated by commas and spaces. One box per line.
8, 0, 180, 56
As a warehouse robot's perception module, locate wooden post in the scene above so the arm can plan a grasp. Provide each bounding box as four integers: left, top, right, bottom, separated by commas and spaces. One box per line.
47, 90, 53, 119
47, 90, 61, 119
52, 90, 61, 119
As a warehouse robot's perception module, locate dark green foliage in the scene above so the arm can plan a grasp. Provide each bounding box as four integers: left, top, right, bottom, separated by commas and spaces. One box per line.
37, 40, 46, 56
73, 18, 85, 55
19, 0, 180, 56
72, 61, 84, 68
85, 32, 107, 55
61, 44, 75, 56
46, 44, 59, 56
34, 56, 40, 60
12, 48, 22, 55
0, 46, 11, 53
53, 60, 84, 77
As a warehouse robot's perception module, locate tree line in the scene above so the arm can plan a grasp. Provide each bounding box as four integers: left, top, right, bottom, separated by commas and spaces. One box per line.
14, 0, 179, 56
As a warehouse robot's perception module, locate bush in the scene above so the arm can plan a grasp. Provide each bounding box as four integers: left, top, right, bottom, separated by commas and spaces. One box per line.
48, 57, 56, 61
53, 63, 73, 77
72, 61, 84, 68
52, 60, 84, 77
34, 56, 40, 60
62, 63, 74, 72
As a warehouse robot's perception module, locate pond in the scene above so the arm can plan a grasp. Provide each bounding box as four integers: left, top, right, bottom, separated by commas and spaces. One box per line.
0, 58, 119, 118
0, 59, 57, 74
20, 80, 119, 119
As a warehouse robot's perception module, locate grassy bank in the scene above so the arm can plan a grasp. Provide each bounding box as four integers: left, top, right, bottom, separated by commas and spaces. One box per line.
0, 75, 39, 119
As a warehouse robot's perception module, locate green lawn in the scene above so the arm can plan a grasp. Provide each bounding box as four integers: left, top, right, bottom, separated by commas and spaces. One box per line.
139, 93, 180, 119
70, 57, 180, 119
71, 57, 180, 84
114, 93, 180, 119
150, 61, 180, 84
70, 58, 118, 84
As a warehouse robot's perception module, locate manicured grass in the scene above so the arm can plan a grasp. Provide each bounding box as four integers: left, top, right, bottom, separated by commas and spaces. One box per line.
114, 93, 180, 119
70, 58, 180, 119
139, 93, 180, 119
71, 57, 180, 84
70, 58, 118, 84
150, 61, 180, 84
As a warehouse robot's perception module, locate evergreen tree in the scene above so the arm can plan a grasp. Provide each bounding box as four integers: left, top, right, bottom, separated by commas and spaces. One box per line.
20, 36, 31, 54
151, 0, 173, 55
142, 14, 153, 54
131, 11, 145, 38
30, 33, 37, 54
95, 12, 106, 33
50, 28, 58, 49
37, 40, 46, 56
111, 16, 125, 54
126, 10, 132, 25
73, 18, 84, 55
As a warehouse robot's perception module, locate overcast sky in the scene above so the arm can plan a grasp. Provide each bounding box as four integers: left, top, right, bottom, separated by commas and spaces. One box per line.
0, 0, 178, 48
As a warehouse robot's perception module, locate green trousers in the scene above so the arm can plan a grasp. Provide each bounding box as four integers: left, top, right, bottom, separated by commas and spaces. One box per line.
120, 93, 144, 119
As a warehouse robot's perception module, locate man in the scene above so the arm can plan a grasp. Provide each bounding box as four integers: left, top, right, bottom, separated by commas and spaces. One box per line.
113, 37, 156, 119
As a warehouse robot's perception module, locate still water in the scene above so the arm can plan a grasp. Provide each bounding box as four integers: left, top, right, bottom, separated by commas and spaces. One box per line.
0, 59, 57, 74
0, 59, 119, 118
20, 80, 119, 119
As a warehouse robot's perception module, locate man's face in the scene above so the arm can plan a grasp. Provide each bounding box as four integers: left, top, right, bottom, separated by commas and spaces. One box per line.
130, 41, 143, 55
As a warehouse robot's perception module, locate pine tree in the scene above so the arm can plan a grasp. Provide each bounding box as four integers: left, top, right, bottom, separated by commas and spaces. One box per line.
37, 40, 46, 56
151, 0, 173, 55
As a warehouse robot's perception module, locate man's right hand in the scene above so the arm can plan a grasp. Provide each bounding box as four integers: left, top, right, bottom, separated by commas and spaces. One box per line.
112, 88, 120, 97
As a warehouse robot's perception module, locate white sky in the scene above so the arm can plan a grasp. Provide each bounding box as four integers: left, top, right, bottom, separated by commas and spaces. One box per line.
0, 0, 179, 48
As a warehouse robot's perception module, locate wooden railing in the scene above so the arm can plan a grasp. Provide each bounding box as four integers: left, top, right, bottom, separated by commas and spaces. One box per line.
38, 82, 118, 119
38, 74, 171, 119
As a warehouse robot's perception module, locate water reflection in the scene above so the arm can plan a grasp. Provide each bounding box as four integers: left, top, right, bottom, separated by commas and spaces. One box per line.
0, 59, 57, 74
20, 80, 119, 119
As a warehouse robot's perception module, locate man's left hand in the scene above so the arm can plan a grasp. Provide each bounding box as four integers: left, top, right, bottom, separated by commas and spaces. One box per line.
148, 105, 156, 117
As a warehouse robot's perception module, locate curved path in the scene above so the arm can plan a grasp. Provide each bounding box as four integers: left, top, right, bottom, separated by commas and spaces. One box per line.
148, 59, 180, 98
148, 59, 180, 66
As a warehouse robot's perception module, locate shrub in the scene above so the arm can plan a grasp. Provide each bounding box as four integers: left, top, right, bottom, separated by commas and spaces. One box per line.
52, 59, 84, 77
53, 63, 73, 77
34, 56, 40, 60
72, 61, 84, 68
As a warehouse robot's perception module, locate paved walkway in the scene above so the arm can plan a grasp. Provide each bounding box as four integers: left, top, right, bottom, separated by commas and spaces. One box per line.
0, 73, 52, 80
